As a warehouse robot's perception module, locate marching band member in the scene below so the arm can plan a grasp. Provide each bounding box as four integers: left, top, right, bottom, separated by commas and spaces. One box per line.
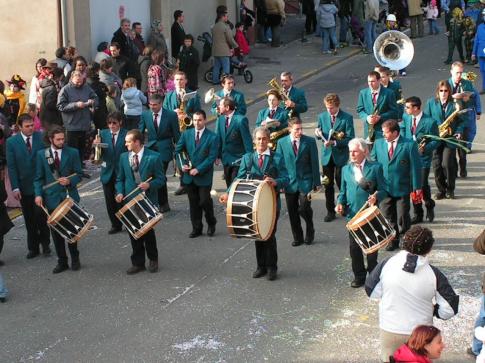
210, 74, 247, 116
175, 110, 219, 238
336, 138, 388, 288
401, 97, 439, 224
374, 65, 404, 119
316, 93, 355, 222
34, 126, 83, 274
279, 71, 308, 118
115, 129, 166, 274
139, 94, 179, 212
424, 80, 465, 200
255, 89, 288, 131
371, 120, 422, 251
276, 117, 320, 246
6, 113, 51, 258
220, 127, 289, 281
356, 71, 398, 142
215, 96, 253, 188
92, 111, 127, 234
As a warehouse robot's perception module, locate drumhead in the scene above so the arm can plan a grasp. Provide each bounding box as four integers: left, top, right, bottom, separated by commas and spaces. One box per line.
346, 205, 379, 230
253, 181, 276, 241
48, 198, 74, 224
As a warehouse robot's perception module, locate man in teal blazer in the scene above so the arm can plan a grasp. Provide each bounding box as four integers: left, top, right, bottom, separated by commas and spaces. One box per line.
215, 97, 253, 187
175, 110, 219, 238
220, 127, 289, 281
210, 74, 247, 116
115, 129, 166, 275
276, 118, 320, 246
280, 72, 308, 117
139, 94, 179, 212
356, 71, 398, 142
375, 66, 403, 119
34, 126, 83, 274
94, 112, 127, 234
371, 120, 422, 251
401, 97, 439, 224
316, 93, 355, 222
162, 71, 201, 121
6, 113, 50, 258
336, 138, 388, 287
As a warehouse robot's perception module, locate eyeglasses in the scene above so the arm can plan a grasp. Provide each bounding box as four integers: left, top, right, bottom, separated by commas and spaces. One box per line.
439, 89, 449, 93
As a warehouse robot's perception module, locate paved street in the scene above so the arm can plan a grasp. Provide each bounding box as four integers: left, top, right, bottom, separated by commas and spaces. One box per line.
1, 20, 484, 363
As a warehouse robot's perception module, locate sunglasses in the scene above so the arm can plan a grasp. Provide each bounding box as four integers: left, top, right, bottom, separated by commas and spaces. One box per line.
439, 89, 449, 92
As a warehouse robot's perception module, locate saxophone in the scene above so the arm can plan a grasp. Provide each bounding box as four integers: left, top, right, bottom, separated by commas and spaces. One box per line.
367, 104, 379, 143
178, 89, 193, 132
438, 104, 469, 138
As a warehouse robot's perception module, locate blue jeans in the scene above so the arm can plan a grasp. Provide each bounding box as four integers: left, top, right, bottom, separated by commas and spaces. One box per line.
321, 26, 338, 51
428, 19, 439, 34
479, 57, 485, 92
212, 56, 230, 84
364, 20, 377, 51
473, 295, 485, 355
339, 15, 349, 43
0, 273, 7, 299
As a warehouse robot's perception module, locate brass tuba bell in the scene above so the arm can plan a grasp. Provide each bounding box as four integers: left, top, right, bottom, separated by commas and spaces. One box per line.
373, 30, 414, 70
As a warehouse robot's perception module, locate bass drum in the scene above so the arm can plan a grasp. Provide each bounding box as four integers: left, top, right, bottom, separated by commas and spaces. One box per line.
226, 179, 276, 241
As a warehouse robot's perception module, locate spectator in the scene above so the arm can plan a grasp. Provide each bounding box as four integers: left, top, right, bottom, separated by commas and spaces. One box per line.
423, 0, 440, 35
86, 62, 108, 130
109, 42, 136, 81
99, 58, 122, 93
66, 56, 88, 81
178, 35, 200, 91
363, 0, 379, 54
54, 47, 69, 71
212, 6, 239, 84
255, 0, 268, 42
468, 273, 485, 357
240, 0, 256, 29
475, 326, 485, 363
393, 325, 445, 362
365, 226, 459, 363
301, 0, 318, 34
408, 0, 424, 38
121, 77, 147, 130
171, 10, 186, 58
94, 42, 110, 64
264, 0, 286, 47
317, 0, 339, 54
39, 67, 64, 129
147, 49, 168, 97
106, 85, 120, 114
26, 104, 42, 131
138, 46, 153, 95
0, 82, 7, 118
63, 46, 78, 79
57, 70, 98, 177
28, 58, 47, 107
4, 75, 27, 126
338, 0, 353, 46
132, 22, 145, 55
111, 18, 137, 61
148, 20, 168, 55
233, 22, 250, 64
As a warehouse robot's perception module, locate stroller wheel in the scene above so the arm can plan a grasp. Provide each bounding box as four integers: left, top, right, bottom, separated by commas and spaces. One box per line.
204, 70, 213, 83
243, 70, 253, 83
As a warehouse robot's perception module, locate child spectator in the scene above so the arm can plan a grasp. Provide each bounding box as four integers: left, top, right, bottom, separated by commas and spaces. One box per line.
177, 34, 200, 91
393, 325, 445, 362
234, 22, 250, 63
424, 0, 440, 35
106, 85, 121, 114
121, 77, 147, 130
4, 75, 27, 126
26, 104, 42, 131
317, 0, 339, 54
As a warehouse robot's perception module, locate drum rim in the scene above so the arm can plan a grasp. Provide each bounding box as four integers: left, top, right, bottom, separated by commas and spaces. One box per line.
131, 213, 163, 239
68, 214, 94, 243
48, 197, 75, 224
117, 192, 145, 215
226, 179, 241, 237
253, 181, 277, 241
346, 205, 380, 230
360, 232, 395, 254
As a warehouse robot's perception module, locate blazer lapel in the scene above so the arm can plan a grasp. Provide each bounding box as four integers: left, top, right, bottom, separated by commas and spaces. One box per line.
297, 138, 306, 159
390, 138, 404, 162
60, 149, 68, 173
226, 116, 237, 137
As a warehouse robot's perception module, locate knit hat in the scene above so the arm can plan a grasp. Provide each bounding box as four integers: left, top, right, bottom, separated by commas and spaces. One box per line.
6, 74, 26, 90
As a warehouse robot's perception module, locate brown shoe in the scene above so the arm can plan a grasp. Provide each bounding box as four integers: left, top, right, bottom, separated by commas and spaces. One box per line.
148, 260, 159, 273
126, 265, 146, 275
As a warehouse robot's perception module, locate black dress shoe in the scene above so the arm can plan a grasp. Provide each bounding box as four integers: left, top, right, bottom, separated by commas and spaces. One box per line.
148, 260, 159, 273
108, 227, 122, 235
410, 215, 423, 224
426, 207, 435, 223
26, 251, 40, 259
446, 191, 455, 199
52, 264, 69, 274
267, 268, 277, 281
189, 230, 203, 238
292, 240, 304, 247
174, 186, 187, 195
160, 204, 171, 213
252, 268, 267, 278
71, 260, 81, 271
351, 279, 365, 288
434, 192, 446, 200
305, 229, 315, 245
126, 265, 146, 275
324, 213, 336, 222
207, 225, 216, 237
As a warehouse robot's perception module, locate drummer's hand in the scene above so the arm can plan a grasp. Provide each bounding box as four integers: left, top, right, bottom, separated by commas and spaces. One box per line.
324, 140, 334, 148
219, 193, 228, 204
336, 204, 344, 215
35, 196, 43, 207
367, 194, 377, 206
182, 165, 191, 172
264, 176, 277, 187
115, 194, 124, 203
58, 177, 70, 186
139, 182, 150, 191
189, 168, 199, 176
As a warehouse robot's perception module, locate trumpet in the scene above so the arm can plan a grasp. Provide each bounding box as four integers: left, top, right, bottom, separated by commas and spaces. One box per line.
268, 77, 294, 118
92, 129, 108, 166
204, 88, 221, 104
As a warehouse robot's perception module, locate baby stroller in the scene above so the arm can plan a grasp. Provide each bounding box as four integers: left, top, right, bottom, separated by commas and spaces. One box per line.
197, 32, 253, 84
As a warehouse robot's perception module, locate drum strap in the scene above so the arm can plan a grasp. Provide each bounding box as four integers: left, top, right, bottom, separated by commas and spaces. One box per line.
44, 148, 60, 180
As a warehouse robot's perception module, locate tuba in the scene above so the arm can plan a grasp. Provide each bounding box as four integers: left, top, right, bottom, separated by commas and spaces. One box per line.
178, 89, 193, 132
373, 31, 414, 70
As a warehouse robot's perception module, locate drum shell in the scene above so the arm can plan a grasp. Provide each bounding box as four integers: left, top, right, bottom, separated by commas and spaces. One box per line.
47, 198, 93, 243
116, 193, 163, 239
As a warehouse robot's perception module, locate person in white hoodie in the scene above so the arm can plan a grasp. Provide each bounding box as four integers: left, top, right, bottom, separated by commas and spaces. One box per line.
365, 225, 459, 363
316, 0, 339, 54
121, 77, 147, 130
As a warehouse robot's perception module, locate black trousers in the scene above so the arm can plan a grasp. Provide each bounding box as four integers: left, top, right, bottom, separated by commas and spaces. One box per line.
433, 144, 457, 194
322, 158, 342, 214
130, 229, 158, 267
185, 183, 217, 232
20, 194, 50, 253
380, 195, 410, 248
51, 228, 79, 265
223, 165, 240, 188
255, 211, 279, 270
124, 115, 140, 131
457, 128, 469, 175
413, 167, 434, 216
102, 175, 122, 230
66, 130, 87, 165
158, 161, 170, 208
349, 232, 378, 281
285, 192, 313, 242
304, 11, 317, 33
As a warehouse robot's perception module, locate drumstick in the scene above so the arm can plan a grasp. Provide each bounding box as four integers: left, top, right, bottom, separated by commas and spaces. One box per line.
356, 191, 378, 215
42, 173, 78, 190
122, 177, 153, 201
39, 204, 50, 217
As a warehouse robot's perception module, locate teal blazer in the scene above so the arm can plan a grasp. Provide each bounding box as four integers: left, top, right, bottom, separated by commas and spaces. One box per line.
236, 151, 289, 210
162, 89, 201, 118
99, 128, 127, 184
6, 131, 45, 195
276, 135, 320, 194
175, 128, 219, 187
34, 146, 83, 211
337, 160, 388, 219
386, 80, 403, 118
139, 108, 180, 162
447, 77, 481, 125
316, 109, 355, 166
356, 87, 398, 140
423, 98, 464, 150
115, 148, 166, 205
255, 107, 289, 131
401, 114, 439, 168
284, 87, 308, 116
371, 136, 422, 197
215, 114, 253, 166
210, 89, 247, 115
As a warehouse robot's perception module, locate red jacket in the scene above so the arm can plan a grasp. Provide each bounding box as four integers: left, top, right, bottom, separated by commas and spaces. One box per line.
393, 344, 432, 363
234, 30, 250, 56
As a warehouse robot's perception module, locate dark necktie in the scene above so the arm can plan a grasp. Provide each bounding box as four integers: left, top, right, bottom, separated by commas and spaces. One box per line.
411, 117, 417, 135
153, 113, 159, 133
388, 141, 395, 159
293, 140, 298, 155
331, 115, 336, 126
269, 109, 276, 119
359, 164, 363, 173
196, 131, 200, 146
112, 133, 116, 148
258, 154, 264, 169
134, 154, 139, 170
225, 116, 230, 130
54, 150, 60, 169
26, 137, 31, 153
372, 92, 377, 105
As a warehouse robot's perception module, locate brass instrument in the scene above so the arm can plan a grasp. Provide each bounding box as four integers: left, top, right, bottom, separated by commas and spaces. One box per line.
204, 88, 221, 104
438, 104, 470, 138
92, 129, 107, 166
321, 175, 330, 186
268, 77, 294, 118
373, 30, 414, 70
367, 105, 379, 143
268, 128, 290, 151
463, 71, 478, 82
178, 89, 193, 131
178, 150, 192, 170
332, 131, 345, 141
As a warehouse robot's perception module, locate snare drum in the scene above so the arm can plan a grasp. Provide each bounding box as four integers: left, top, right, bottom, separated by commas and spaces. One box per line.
226, 179, 276, 241
47, 197, 94, 243
346, 205, 396, 254
116, 193, 163, 240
